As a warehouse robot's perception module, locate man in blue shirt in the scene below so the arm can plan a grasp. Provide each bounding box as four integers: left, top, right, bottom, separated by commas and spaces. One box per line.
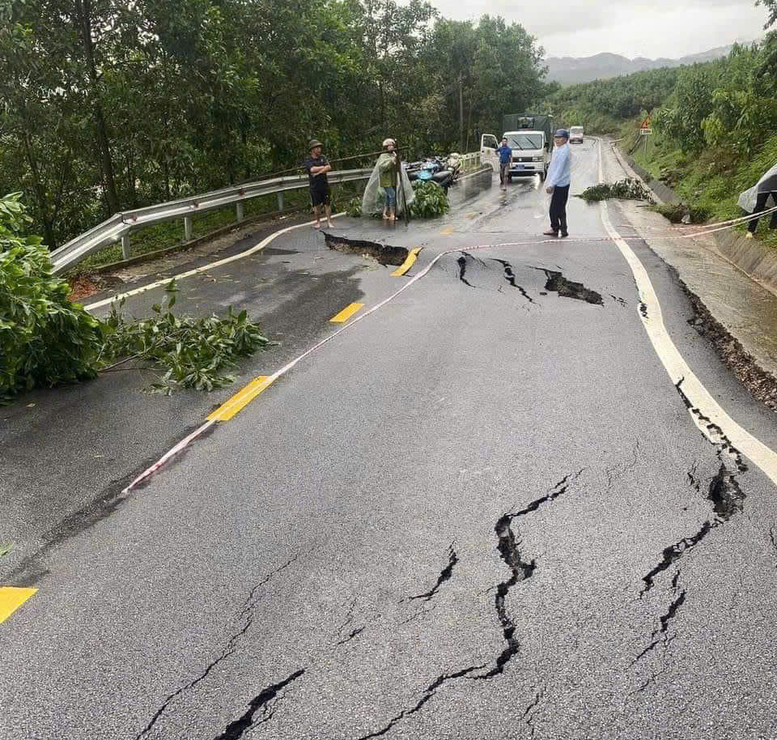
543, 129, 572, 238
497, 137, 512, 191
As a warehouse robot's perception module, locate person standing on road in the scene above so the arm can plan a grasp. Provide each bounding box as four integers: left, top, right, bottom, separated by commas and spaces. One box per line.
378, 138, 398, 221
497, 137, 513, 191
543, 129, 572, 238
304, 139, 333, 230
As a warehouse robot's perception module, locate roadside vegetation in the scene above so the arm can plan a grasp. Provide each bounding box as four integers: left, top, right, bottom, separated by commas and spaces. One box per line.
577, 180, 654, 203
0, 0, 550, 255
548, 2, 777, 244
0, 196, 272, 402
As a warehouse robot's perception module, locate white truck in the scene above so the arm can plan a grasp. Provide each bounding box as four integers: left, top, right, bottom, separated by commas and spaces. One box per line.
480, 114, 554, 182
570, 126, 584, 144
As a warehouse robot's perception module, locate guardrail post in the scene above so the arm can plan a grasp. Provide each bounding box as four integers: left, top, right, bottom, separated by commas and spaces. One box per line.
236, 201, 245, 222
121, 234, 131, 260
184, 215, 193, 241
277, 191, 284, 211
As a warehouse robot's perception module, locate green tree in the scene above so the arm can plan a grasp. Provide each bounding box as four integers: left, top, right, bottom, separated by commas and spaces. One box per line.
757, 0, 777, 28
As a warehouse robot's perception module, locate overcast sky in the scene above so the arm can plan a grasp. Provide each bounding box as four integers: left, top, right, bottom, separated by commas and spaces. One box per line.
422, 0, 768, 59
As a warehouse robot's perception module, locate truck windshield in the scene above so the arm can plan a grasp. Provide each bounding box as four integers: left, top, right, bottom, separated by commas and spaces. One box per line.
571, 127, 583, 134
508, 134, 543, 150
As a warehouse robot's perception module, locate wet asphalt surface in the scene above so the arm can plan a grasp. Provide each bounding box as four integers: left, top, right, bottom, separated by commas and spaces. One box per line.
2, 143, 777, 739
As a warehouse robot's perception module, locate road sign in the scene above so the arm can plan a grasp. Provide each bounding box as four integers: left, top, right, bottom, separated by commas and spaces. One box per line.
640, 127, 653, 136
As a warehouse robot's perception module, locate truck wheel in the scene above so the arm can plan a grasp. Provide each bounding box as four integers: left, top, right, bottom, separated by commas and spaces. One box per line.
539, 169, 546, 182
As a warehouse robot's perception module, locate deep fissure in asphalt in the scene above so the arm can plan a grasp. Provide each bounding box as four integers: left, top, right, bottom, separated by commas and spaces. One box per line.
491, 259, 537, 304
634, 375, 753, 672
354, 474, 583, 738
135, 555, 300, 739
212, 668, 306, 740
457, 255, 475, 287
323, 233, 409, 266
475, 471, 583, 680
407, 543, 458, 602
478, 513, 536, 679
537, 268, 604, 306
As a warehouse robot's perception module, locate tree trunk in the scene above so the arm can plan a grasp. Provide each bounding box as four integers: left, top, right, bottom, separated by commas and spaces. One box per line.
74, 0, 120, 214
459, 74, 465, 153
22, 133, 57, 250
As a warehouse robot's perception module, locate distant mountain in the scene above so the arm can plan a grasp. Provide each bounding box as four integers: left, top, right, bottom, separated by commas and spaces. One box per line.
546, 45, 742, 85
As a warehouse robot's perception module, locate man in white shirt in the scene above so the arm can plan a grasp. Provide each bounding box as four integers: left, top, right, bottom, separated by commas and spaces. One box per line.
543, 129, 572, 238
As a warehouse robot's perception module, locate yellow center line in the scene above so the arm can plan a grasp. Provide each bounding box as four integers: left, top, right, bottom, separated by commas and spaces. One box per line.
329, 302, 364, 323
0, 587, 37, 624
207, 376, 275, 422
391, 247, 423, 277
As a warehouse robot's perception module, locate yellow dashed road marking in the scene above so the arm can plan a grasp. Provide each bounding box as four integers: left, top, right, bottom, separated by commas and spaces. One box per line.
391, 248, 423, 277
329, 303, 364, 323
207, 376, 274, 422
0, 587, 37, 624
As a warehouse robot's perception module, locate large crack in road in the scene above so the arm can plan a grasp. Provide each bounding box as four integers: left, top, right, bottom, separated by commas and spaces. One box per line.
324, 233, 409, 266
475, 470, 584, 681
406, 543, 459, 603
632, 377, 753, 680
536, 268, 604, 306
135, 555, 301, 739
212, 669, 306, 740
353, 471, 584, 739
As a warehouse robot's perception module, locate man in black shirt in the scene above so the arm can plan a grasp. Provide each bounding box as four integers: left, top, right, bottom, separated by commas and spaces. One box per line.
304, 139, 333, 230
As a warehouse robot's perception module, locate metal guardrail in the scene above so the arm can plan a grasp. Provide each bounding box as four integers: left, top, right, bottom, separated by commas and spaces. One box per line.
50, 152, 484, 274
458, 152, 481, 173
50, 168, 372, 274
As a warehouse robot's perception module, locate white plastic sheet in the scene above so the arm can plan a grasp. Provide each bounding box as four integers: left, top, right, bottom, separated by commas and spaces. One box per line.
361, 153, 415, 216
738, 162, 777, 213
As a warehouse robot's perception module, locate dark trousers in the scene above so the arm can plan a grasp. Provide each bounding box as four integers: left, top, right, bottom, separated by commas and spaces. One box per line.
549, 185, 570, 234
748, 191, 777, 233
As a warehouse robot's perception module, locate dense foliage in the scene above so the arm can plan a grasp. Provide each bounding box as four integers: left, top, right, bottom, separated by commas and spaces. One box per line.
0, 194, 101, 403
409, 181, 450, 217
101, 286, 274, 393
547, 68, 681, 133
577, 180, 654, 203
0, 194, 273, 401
625, 31, 777, 239
0, 0, 548, 250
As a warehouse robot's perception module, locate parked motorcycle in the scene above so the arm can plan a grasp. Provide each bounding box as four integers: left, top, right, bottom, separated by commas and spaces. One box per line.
404, 154, 460, 191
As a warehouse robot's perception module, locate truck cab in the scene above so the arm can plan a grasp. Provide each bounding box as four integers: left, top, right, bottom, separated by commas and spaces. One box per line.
480, 114, 553, 181
570, 126, 584, 144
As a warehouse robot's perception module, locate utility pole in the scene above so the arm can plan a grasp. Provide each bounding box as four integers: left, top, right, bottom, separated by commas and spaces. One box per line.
459, 73, 465, 153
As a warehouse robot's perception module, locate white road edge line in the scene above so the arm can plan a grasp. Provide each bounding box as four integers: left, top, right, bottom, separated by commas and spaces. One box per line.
595, 137, 777, 485
84, 214, 346, 312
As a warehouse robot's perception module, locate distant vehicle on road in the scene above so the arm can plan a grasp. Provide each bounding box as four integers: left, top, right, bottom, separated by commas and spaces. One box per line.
480, 114, 554, 182
570, 126, 584, 144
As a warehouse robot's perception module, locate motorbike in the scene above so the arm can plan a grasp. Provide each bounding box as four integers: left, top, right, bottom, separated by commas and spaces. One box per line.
404, 154, 461, 191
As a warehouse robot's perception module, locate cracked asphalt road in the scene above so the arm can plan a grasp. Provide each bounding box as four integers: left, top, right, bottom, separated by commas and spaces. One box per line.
2, 142, 777, 739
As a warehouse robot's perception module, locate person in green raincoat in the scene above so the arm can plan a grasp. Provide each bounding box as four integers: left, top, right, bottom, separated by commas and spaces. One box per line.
361, 138, 415, 220
379, 139, 398, 221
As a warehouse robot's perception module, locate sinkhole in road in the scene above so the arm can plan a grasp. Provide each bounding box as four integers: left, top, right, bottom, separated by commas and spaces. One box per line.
323, 233, 409, 266
536, 268, 604, 306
